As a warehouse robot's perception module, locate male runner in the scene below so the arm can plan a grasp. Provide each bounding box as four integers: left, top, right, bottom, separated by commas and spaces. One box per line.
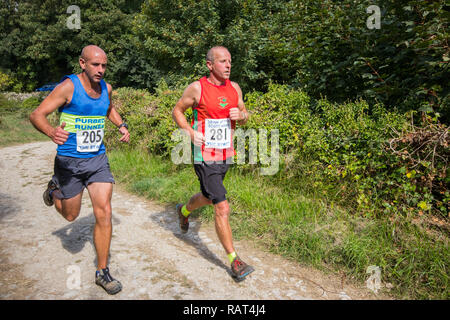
172, 46, 254, 281
29, 45, 130, 295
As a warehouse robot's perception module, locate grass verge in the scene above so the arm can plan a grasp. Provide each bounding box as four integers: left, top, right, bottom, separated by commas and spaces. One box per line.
0, 93, 52, 147
0, 112, 48, 147
108, 148, 449, 300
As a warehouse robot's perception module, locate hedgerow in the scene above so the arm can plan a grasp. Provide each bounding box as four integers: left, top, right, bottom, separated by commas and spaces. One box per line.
105, 82, 449, 220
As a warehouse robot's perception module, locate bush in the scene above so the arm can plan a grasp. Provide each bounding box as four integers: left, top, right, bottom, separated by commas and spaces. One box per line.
104, 79, 184, 155
106, 84, 449, 220
249, 85, 448, 219
105, 84, 449, 299
0, 71, 14, 92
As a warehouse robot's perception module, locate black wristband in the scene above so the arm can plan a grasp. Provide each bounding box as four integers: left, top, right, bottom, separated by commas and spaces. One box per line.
118, 122, 128, 129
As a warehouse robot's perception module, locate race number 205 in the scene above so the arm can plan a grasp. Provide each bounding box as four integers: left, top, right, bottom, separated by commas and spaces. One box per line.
76, 129, 104, 152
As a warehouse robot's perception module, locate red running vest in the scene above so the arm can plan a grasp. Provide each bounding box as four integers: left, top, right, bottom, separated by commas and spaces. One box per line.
191, 76, 238, 162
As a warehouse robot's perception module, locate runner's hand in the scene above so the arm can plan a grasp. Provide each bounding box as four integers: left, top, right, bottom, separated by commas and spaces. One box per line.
119, 127, 130, 143
51, 122, 69, 145
192, 131, 205, 146
229, 107, 243, 121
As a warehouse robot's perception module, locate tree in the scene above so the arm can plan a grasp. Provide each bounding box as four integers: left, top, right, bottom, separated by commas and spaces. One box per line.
0, 0, 144, 90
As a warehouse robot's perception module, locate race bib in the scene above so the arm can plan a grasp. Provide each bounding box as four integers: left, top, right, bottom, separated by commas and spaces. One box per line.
59, 113, 106, 153
205, 118, 231, 149
76, 128, 104, 152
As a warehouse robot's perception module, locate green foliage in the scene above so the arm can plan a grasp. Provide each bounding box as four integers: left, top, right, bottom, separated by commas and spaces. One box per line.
244, 84, 449, 219
106, 84, 449, 221
132, 0, 449, 120
19, 96, 41, 117
0, 93, 51, 146
1, 0, 447, 119
0, 0, 144, 90
0, 71, 14, 92
132, 0, 224, 88
106, 84, 449, 299
244, 83, 312, 153
104, 79, 184, 154
0, 93, 16, 112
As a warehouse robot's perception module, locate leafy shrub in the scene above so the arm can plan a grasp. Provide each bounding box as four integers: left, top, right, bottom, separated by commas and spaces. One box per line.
106, 84, 448, 220
105, 85, 448, 299
387, 115, 449, 217
0, 71, 14, 92
104, 79, 184, 155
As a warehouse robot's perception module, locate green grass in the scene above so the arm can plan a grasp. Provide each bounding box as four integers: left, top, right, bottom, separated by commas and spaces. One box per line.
0, 94, 50, 147
0, 112, 48, 147
108, 149, 449, 300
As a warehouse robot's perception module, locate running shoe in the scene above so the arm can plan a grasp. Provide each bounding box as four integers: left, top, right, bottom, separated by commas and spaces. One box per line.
231, 256, 255, 282
176, 203, 189, 233
95, 267, 122, 295
43, 180, 57, 206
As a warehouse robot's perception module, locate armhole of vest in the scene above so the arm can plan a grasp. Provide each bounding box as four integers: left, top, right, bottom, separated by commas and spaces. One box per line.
101, 80, 110, 104
58, 75, 75, 113
230, 80, 239, 106
196, 78, 204, 109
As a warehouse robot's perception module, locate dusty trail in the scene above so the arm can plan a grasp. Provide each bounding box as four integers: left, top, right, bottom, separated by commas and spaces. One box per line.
0, 141, 385, 300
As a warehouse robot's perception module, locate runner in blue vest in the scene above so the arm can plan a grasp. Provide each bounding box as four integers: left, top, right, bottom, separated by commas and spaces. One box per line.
30, 45, 130, 295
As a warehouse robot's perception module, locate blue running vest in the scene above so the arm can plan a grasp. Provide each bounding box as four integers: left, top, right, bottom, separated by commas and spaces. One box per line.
56, 74, 110, 158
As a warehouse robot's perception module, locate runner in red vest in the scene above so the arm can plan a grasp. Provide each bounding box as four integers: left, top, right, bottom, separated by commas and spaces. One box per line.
172, 46, 254, 281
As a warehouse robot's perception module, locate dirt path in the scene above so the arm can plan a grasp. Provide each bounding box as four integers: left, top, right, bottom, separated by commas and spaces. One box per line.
0, 141, 387, 300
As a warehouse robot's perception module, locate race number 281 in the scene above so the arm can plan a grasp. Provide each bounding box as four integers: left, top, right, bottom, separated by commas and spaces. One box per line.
204, 118, 231, 149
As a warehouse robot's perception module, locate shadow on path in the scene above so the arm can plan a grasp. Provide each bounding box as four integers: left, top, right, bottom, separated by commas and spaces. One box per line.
52, 215, 96, 255
0, 193, 20, 221
150, 204, 233, 277
52, 213, 121, 268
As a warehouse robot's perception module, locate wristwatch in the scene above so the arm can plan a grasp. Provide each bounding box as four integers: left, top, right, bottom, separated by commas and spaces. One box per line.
118, 122, 128, 129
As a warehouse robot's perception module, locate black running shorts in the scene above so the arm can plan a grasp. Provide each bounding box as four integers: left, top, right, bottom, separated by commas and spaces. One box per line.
194, 160, 231, 205
52, 153, 115, 199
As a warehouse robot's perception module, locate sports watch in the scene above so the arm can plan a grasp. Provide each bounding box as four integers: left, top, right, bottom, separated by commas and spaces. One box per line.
118, 122, 128, 129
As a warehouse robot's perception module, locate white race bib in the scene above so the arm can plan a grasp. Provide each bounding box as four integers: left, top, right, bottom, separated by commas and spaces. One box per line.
204, 118, 231, 149
76, 129, 104, 152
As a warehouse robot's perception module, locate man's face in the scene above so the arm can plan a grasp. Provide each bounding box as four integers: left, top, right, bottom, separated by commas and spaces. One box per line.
207, 48, 232, 80
79, 54, 107, 83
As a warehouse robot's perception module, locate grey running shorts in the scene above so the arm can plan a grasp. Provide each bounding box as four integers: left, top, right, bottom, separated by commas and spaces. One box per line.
194, 159, 231, 205
52, 153, 115, 199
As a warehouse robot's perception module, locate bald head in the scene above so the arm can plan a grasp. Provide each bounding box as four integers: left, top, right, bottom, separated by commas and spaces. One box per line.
206, 46, 230, 63
79, 45, 108, 83
80, 45, 107, 62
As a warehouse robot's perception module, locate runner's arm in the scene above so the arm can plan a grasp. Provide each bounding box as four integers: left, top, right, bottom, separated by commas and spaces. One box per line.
230, 82, 249, 125
172, 81, 204, 146
106, 84, 130, 143
29, 79, 72, 145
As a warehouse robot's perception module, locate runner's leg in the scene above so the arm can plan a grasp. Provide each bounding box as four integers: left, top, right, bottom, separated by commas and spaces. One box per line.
87, 182, 113, 270
186, 192, 212, 212
54, 191, 83, 222
214, 199, 235, 255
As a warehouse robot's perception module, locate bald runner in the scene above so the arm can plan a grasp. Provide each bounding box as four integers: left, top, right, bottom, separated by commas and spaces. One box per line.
30, 45, 130, 295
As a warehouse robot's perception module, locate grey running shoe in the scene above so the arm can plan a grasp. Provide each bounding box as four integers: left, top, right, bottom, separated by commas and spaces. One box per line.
176, 204, 189, 233
43, 180, 57, 206
231, 256, 255, 282
95, 267, 122, 295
